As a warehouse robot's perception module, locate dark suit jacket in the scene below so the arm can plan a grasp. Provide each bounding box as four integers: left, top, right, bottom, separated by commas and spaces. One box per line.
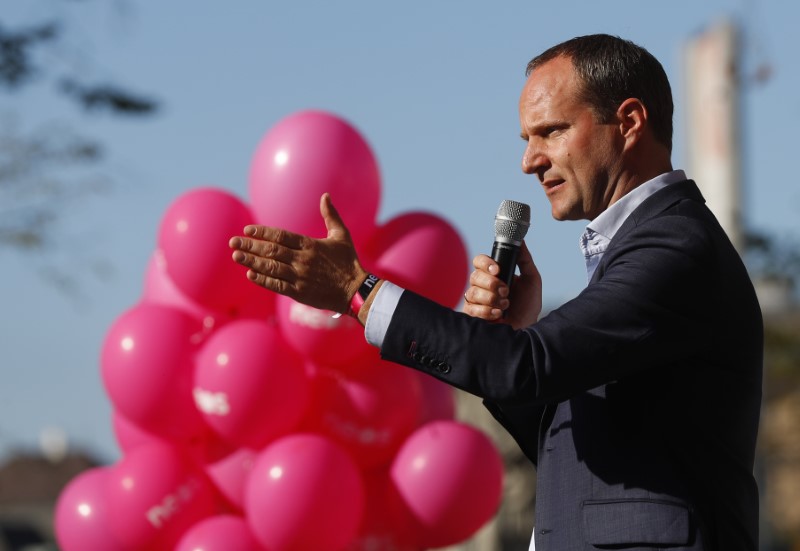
379, 181, 762, 550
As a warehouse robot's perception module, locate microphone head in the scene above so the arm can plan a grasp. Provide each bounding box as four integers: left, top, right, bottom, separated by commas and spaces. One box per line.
494, 199, 531, 245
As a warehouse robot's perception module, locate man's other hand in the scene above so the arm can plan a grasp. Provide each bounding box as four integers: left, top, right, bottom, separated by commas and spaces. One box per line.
229, 193, 368, 315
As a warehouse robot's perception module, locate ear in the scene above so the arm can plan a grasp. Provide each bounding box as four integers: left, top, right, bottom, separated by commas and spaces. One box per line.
616, 98, 647, 152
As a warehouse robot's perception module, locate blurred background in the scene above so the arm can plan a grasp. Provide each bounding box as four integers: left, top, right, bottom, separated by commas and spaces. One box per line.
1, 0, 798, 549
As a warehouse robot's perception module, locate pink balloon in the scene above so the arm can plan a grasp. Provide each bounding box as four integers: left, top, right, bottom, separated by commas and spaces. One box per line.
101, 302, 207, 441
142, 249, 224, 334
158, 186, 272, 315
364, 212, 468, 309
205, 447, 257, 512
54, 467, 124, 551
389, 421, 504, 548
105, 443, 218, 551
347, 469, 424, 551
194, 319, 309, 449
112, 409, 170, 452
175, 514, 264, 551
113, 410, 233, 466
248, 110, 380, 250
414, 373, 456, 425
303, 359, 422, 469
245, 433, 365, 551
187, 430, 238, 466
275, 295, 373, 371
232, 288, 278, 323
145, 246, 275, 327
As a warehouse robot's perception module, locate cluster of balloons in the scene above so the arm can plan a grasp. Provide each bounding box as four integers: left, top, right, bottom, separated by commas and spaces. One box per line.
55, 111, 504, 551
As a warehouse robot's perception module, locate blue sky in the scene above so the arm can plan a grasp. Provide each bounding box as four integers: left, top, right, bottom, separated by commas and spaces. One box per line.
1, 0, 796, 463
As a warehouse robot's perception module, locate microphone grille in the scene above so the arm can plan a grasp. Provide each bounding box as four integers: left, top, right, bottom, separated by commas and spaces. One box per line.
495, 199, 531, 244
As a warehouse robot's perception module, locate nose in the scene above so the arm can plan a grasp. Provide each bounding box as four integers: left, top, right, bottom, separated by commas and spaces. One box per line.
521, 140, 549, 179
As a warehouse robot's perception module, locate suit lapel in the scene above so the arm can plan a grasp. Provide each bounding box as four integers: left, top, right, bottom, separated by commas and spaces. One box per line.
589, 179, 706, 285
613, 179, 705, 244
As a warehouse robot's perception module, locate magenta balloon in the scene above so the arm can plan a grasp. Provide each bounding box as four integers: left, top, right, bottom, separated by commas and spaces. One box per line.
143, 248, 275, 336
112, 409, 169, 453
248, 110, 380, 250
100, 302, 207, 441
142, 249, 223, 330
231, 287, 278, 324
364, 212, 469, 309
305, 359, 422, 469
349, 469, 424, 551
205, 447, 257, 512
112, 410, 233, 466
105, 443, 218, 551
157, 187, 270, 315
54, 467, 124, 551
194, 319, 309, 449
275, 295, 372, 371
175, 514, 264, 551
414, 373, 456, 425
244, 433, 365, 551
389, 421, 504, 548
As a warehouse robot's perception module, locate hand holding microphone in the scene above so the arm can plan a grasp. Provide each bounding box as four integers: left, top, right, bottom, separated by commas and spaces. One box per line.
464, 199, 541, 329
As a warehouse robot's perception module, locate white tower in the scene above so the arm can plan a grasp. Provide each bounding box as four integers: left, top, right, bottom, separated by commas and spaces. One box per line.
684, 19, 743, 252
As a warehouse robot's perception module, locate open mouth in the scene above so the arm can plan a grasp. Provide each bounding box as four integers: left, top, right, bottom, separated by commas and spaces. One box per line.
543, 179, 564, 195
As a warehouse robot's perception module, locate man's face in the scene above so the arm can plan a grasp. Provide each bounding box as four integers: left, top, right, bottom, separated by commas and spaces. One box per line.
519, 56, 623, 221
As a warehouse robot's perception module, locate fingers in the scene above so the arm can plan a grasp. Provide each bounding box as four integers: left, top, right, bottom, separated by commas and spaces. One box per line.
464, 280, 509, 309
231, 247, 296, 280
229, 230, 303, 291
462, 253, 509, 321
462, 300, 505, 322
320, 193, 351, 242
516, 241, 538, 277
229, 233, 293, 259
237, 225, 306, 250
472, 253, 500, 276
243, 267, 296, 298
467, 254, 509, 301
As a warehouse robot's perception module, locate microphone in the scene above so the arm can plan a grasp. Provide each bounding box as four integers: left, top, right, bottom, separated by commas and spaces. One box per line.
491, 199, 531, 288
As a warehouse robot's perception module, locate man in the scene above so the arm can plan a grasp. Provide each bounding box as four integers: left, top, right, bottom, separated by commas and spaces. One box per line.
229, 34, 762, 550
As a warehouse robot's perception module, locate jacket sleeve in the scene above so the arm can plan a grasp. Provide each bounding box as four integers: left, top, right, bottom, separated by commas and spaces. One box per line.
379, 214, 714, 406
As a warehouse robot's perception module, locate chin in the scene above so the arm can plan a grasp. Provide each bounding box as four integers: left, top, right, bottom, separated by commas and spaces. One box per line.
552, 210, 585, 222
550, 208, 572, 221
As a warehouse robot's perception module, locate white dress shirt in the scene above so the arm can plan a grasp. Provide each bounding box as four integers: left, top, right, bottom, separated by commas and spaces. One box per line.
579, 170, 686, 281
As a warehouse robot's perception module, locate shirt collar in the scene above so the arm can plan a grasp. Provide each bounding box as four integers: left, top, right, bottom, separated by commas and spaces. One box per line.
587, 170, 686, 241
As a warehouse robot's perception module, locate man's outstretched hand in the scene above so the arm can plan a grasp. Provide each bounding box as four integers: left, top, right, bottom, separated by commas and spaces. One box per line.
229, 193, 368, 315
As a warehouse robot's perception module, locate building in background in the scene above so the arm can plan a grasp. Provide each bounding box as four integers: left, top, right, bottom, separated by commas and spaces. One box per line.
684, 18, 744, 253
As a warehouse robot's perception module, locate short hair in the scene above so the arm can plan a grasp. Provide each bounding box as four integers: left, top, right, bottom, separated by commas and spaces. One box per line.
526, 34, 674, 152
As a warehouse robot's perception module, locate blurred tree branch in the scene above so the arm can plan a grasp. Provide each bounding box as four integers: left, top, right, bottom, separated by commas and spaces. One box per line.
744, 229, 800, 288
0, 117, 105, 249
0, 2, 159, 296
0, 21, 59, 88
0, 18, 158, 115
743, 229, 800, 394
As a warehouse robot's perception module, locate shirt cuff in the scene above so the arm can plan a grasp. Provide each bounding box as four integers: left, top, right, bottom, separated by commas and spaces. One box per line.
364, 281, 404, 348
